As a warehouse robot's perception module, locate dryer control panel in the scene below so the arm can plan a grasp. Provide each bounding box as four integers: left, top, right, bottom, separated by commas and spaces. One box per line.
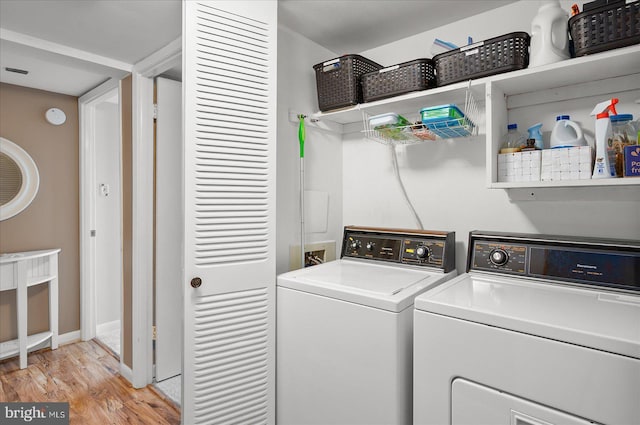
468, 231, 640, 293
341, 226, 455, 272
471, 241, 527, 275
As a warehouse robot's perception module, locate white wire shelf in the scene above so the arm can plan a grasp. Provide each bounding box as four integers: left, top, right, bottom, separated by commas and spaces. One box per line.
362, 83, 480, 146
362, 113, 437, 145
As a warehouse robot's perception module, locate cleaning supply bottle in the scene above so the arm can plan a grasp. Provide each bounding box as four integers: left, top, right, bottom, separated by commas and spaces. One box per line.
591, 98, 619, 179
529, 0, 571, 67
550, 115, 586, 148
500, 123, 525, 153
527, 123, 544, 149
610, 114, 636, 177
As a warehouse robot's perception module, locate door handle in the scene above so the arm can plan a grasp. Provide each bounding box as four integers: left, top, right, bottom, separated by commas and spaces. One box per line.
190, 277, 202, 288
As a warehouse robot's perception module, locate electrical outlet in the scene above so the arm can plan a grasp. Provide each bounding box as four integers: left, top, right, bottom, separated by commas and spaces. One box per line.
290, 241, 336, 271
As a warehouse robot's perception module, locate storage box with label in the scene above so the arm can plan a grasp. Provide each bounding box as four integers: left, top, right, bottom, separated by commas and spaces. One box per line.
313, 54, 382, 112
624, 145, 640, 177
433, 32, 530, 86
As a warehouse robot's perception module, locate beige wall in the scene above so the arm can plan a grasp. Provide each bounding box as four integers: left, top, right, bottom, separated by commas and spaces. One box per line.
0, 83, 80, 341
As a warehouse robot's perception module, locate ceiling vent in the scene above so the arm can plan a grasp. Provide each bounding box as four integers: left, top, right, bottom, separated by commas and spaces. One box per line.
5, 67, 29, 75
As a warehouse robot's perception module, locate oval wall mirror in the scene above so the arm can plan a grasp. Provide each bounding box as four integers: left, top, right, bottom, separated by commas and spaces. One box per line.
0, 137, 40, 220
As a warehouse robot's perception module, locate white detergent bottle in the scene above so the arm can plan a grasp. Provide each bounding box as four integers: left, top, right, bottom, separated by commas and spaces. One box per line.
550, 115, 586, 148
530, 0, 571, 67
591, 98, 619, 179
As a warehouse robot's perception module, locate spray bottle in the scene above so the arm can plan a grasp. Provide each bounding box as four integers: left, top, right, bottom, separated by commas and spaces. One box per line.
527, 123, 544, 150
591, 98, 618, 179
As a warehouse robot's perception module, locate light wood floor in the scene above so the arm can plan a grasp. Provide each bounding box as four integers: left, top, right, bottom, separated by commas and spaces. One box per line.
0, 339, 180, 424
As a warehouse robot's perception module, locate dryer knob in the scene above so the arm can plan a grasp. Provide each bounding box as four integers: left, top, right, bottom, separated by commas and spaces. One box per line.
416, 245, 430, 259
351, 240, 362, 250
366, 242, 375, 251
489, 249, 509, 266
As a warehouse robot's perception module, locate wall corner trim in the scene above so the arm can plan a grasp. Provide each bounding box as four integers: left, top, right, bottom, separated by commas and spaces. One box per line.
58, 330, 82, 346
120, 362, 134, 385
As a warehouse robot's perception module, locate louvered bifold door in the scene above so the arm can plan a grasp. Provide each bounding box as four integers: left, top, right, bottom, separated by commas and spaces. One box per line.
182, 1, 277, 424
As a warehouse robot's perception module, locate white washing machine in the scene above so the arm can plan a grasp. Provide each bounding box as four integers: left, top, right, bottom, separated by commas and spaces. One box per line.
277, 226, 457, 425
414, 231, 640, 425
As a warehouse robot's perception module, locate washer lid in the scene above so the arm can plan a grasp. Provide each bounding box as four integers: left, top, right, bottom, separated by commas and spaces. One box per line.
415, 273, 640, 359
277, 259, 455, 312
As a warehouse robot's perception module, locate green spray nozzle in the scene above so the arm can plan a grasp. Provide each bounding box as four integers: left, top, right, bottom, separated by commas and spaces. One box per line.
298, 114, 306, 158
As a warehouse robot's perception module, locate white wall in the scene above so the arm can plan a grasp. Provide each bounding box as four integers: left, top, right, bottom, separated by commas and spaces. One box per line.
343, 0, 640, 273
95, 101, 122, 325
276, 25, 343, 274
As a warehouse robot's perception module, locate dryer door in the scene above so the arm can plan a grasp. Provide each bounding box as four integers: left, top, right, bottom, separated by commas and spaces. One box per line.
452, 379, 600, 425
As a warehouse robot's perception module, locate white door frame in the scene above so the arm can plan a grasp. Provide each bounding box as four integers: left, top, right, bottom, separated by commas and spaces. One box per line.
79, 79, 122, 343
78, 80, 123, 371
154, 77, 183, 382
130, 38, 182, 388
80, 37, 181, 388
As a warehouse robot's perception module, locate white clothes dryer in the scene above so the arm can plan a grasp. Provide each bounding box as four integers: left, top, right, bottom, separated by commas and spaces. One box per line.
277, 226, 457, 425
414, 231, 640, 425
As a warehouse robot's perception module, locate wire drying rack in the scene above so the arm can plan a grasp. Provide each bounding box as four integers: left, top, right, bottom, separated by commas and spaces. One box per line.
362, 83, 480, 146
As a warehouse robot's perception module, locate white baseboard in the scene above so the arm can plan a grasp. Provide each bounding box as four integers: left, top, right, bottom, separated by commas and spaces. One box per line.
59, 330, 81, 346
120, 362, 133, 384
96, 319, 121, 335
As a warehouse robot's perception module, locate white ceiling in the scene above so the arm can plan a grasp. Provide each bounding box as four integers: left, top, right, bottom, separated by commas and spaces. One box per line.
278, 0, 516, 54
0, 0, 515, 97
0, 0, 182, 96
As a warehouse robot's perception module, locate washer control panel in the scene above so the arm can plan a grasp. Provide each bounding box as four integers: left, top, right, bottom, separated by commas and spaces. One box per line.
341, 227, 455, 272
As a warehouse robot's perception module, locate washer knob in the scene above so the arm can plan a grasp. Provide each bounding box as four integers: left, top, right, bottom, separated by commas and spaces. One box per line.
350, 240, 361, 250
489, 249, 509, 266
416, 245, 430, 260
366, 242, 375, 251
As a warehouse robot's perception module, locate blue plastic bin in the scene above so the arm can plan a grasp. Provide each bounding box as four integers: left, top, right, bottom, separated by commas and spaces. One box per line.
420, 104, 474, 138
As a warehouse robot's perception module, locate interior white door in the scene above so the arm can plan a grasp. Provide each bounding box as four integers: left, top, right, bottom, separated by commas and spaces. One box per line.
155, 77, 183, 382
182, 1, 277, 424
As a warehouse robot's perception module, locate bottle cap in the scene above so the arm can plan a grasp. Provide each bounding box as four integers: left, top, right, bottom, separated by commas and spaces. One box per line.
610, 114, 633, 122
556, 115, 570, 121
507, 123, 518, 130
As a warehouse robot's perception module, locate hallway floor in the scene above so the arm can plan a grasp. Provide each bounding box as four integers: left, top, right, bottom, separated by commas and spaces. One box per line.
94, 325, 181, 407
0, 340, 180, 424
96, 326, 121, 357
155, 375, 181, 407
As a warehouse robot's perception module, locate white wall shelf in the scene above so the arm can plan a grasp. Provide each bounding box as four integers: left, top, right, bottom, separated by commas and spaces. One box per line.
490, 178, 640, 189
315, 44, 640, 190
486, 44, 640, 190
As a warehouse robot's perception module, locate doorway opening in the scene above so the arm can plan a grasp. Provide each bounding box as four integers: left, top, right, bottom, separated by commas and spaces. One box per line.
152, 75, 183, 406
79, 84, 123, 360
94, 89, 123, 357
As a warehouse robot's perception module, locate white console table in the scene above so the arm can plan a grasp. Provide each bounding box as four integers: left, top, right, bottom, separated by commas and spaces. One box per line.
0, 249, 60, 369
